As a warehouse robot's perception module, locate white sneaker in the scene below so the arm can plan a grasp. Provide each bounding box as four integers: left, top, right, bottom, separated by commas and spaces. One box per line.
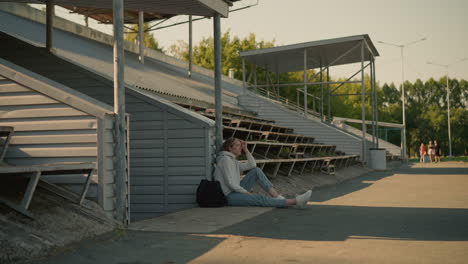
276, 195, 286, 200
294, 190, 312, 209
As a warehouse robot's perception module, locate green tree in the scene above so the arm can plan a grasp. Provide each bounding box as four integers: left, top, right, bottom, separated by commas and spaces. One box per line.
169, 30, 275, 79
169, 30, 467, 156
124, 23, 164, 53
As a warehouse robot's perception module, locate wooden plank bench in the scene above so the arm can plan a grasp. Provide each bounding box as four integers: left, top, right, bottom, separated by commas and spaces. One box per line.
240, 155, 358, 178
204, 108, 274, 124
246, 141, 337, 159
202, 113, 293, 133
0, 162, 96, 218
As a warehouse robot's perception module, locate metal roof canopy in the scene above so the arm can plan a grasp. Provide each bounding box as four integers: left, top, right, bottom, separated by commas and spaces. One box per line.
240, 34, 379, 73
5, 0, 231, 17
61, 6, 176, 24
240, 34, 382, 164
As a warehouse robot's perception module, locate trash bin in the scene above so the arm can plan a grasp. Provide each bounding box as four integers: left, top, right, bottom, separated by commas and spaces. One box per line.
369, 148, 386, 170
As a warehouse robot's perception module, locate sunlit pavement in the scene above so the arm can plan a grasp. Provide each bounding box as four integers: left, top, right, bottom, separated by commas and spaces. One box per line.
37, 162, 468, 264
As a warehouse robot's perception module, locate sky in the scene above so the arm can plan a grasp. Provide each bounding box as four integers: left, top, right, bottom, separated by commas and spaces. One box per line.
51, 0, 468, 86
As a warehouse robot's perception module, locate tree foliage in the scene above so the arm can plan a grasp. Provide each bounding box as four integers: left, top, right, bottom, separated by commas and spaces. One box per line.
169, 30, 275, 79
124, 23, 164, 53
170, 31, 468, 156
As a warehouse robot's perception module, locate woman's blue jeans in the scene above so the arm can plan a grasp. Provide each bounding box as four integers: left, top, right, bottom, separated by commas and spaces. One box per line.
226, 167, 287, 208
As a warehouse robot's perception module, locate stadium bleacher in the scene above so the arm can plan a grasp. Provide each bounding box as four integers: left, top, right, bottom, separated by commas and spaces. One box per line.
178, 103, 359, 178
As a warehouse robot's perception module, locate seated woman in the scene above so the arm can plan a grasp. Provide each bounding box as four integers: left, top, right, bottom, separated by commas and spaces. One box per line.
214, 137, 312, 209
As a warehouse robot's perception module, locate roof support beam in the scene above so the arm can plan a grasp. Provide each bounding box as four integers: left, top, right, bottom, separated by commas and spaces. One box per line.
213, 13, 223, 152
303, 49, 307, 115
327, 67, 331, 121
320, 65, 323, 121
46, 1, 54, 52
138, 10, 144, 64
372, 59, 379, 148
113, 0, 128, 225
360, 41, 366, 163
188, 15, 193, 77
370, 56, 376, 146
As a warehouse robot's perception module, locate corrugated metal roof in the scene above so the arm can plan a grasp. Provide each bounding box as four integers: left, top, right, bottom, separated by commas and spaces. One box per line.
0, 31, 220, 127
240, 34, 379, 73
0, 7, 244, 109
61, 6, 176, 24
1, 0, 230, 17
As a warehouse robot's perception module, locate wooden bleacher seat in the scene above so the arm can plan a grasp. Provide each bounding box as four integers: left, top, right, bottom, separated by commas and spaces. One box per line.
0, 162, 96, 219
320, 158, 336, 175
0, 126, 96, 219
178, 103, 359, 178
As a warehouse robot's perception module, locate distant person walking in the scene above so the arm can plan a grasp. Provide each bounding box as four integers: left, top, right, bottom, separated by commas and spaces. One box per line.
428, 140, 435, 163
419, 143, 427, 163
434, 140, 441, 163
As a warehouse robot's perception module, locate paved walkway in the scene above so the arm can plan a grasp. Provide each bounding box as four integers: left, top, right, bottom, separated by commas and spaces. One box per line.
35, 162, 468, 264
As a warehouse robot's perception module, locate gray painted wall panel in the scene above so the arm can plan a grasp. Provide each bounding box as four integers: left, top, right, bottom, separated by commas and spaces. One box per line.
130, 139, 164, 149
131, 194, 194, 204
0, 78, 102, 200
131, 158, 164, 167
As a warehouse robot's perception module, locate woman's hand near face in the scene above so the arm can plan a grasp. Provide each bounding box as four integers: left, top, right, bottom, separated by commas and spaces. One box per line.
240, 140, 249, 153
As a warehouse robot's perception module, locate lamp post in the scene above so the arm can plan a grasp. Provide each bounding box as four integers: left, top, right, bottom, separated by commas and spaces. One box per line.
427, 58, 467, 158
378, 37, 427, 161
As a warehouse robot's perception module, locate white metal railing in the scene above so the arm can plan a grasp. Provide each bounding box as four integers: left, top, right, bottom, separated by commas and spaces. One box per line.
247, 86, 332, 121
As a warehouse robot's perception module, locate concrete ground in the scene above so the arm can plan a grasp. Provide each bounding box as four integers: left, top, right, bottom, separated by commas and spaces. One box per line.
32, 162, 468, 264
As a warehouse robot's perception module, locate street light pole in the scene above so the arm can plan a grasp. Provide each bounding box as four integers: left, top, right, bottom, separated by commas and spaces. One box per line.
400, 45, 407, 161
378, 37, 427, 161
427, 58, 467, 158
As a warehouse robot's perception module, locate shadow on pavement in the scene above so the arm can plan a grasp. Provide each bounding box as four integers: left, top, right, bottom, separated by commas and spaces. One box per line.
312, 170, 396, 202
217, 204, 468, 242
33, 231, 226, 264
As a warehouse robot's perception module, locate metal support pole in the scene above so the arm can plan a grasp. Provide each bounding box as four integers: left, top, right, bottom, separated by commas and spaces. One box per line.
370, 58, 376, 146
46, 1, 54, 52
296, 89, 300, 111
320, 66, 324, 121
446, 71, 452, 158
327, 67, 331, 121
242, 58, 246, 93
276, 67, 280, 96
400, 47, 407, 160
138, 11, 145, 64
373, 59, 379, 148
265, 65, 269, 96
113, 0, 127, 224
213, 14, 223, 152
188, 15, 193, 77
303, 49, 308, 115
360, 42, 366, 163
253, 64, 257, 92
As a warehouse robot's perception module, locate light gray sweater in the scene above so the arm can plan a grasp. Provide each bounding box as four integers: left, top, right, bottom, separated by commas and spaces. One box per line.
213, 151, 256, 195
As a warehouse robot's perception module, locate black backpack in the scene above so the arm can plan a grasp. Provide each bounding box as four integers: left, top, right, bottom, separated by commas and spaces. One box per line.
196, 179, 227, 207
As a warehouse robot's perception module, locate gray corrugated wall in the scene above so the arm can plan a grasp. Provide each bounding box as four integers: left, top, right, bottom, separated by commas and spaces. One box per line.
0, 75, 107, 203
128, 99, 211, 221
67, 86, 213, 221
0, 74, 212, 221
238, 93, 367, 159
